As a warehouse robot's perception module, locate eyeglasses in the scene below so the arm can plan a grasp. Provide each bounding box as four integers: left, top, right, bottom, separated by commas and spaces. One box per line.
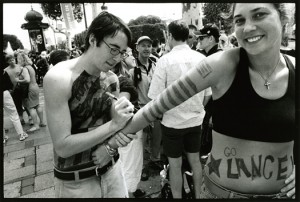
199, 35, 209, 41
102, 40, 129, 59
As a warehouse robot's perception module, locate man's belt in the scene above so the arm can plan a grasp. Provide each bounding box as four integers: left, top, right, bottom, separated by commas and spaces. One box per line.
54, 154, 119, 181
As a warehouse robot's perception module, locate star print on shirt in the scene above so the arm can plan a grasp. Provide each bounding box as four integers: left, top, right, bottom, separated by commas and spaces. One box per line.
207, 154, 222, 178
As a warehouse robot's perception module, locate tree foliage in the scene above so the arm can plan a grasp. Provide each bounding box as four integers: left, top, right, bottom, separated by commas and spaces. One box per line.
72, 15, 167, 50
129, 23, 167, 48
128, 15, 162, 26
202, 3, 232, 34
3, 34, 24, 51
40, 3, 83, 22
127, 15, 167, 48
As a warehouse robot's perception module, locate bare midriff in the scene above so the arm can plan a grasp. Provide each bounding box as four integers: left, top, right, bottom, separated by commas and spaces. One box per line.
204, 130, 294, 194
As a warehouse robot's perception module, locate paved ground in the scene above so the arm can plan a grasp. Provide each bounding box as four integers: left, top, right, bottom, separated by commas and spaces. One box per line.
3, 87, 161, 198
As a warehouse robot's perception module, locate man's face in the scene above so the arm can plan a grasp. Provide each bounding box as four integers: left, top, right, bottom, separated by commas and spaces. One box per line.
187, 34, 197, 48
90, 31, 128, 73
6, 57, 16, 66
136, 40, 152, 58
198, 35, 211, 50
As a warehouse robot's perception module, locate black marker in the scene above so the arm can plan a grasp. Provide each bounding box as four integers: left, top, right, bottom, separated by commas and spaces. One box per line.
105, 92, 139, 112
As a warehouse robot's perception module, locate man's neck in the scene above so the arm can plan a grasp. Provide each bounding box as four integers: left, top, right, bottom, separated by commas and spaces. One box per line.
170, 41, 186, 50
205, 43, 217, 53
138, 56, 149, 66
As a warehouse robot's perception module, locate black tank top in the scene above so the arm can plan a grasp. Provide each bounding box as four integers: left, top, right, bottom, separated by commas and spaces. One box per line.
212, 48, 295, 142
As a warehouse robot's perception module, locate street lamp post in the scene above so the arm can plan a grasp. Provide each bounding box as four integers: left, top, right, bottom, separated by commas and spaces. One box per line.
82, 3, 88, 29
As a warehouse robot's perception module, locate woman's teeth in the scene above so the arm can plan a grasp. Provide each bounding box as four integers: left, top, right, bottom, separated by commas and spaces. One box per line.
247, 36, 262, 42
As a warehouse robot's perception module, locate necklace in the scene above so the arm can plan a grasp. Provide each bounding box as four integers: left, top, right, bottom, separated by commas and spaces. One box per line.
251, 57, 280, 90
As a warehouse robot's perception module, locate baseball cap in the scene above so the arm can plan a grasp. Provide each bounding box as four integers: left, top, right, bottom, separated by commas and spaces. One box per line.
194, 24, 220, 41
136, 36, 153, 45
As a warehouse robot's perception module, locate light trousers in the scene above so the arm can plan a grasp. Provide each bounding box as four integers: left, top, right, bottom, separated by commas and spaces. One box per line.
3, 90, 23, 135
119, 130, 143, 192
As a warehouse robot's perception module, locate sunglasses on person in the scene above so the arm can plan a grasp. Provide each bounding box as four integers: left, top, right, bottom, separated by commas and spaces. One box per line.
199, 35, 209, 41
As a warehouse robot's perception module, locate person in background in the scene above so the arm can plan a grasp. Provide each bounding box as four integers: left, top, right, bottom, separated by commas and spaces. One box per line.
16, 51, 46, 133
148, 20, 210, 199
218, 34, 229, 50
194, 24, 222, 160
129, 36, 163, 182
187, 31, 197, 50
43, 11, 134, 198
110, 3, 295, 199
113, 48, 146, 198
3, 53, 29, 142
36, 51, 49, 86
280, 35, 295, 57
49, 49, 70, 68
151, 39, 161, 59
4, 53, 27, 125
194, 23, 222, 56
228, 34, 239, 48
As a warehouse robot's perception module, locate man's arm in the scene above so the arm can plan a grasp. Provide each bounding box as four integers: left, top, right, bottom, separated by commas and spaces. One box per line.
44, 67, 133, 158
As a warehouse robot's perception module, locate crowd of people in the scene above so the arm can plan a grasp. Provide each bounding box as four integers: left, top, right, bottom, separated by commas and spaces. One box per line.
4, 3, 295, 199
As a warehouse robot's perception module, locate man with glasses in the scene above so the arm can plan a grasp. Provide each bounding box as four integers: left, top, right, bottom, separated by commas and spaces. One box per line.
194, 24, 222, 162
43, 11, 134, 198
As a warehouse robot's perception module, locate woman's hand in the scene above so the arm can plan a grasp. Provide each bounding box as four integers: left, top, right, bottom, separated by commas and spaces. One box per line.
92, 144, 111, 167
115, 132, 136, 147
110, 97, 134, 131
281, 165, 295, 199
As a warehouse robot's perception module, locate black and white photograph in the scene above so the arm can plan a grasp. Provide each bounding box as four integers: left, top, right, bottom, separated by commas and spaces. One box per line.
3, 1, 297, 199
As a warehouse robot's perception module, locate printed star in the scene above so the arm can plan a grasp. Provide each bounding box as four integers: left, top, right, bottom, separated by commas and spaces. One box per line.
207, 154, 222, 178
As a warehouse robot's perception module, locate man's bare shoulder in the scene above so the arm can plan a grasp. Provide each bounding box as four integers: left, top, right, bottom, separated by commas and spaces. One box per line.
43, 59, 76, 98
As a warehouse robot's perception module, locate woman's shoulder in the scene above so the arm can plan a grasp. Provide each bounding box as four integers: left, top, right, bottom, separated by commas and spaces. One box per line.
206, 48, 240, 73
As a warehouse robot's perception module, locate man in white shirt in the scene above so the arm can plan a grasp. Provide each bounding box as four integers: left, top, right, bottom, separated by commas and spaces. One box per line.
148, 20, 211, 199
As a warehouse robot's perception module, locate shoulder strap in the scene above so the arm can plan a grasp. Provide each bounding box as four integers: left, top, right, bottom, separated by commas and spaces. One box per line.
18, 67, 24, 76
282, 54, 295, 97
282, 54, 295, 70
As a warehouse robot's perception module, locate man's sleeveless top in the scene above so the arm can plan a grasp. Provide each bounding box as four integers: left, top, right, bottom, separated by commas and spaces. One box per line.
54, 70, 118, 171
212, 48, 295, 142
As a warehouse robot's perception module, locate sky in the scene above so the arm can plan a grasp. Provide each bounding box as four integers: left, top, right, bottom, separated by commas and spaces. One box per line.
3, 3, 183, 50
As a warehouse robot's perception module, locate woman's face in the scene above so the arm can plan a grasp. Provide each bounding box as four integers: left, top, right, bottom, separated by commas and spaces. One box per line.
233, 3, 283, 55
123, 50, 136, 69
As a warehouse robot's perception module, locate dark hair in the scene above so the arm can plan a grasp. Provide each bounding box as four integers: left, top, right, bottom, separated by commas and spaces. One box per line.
222, 3, 290, 42
168, 20, 189, 42
152, 39, 160, 48
223, 3, 289, 20
49, 50, 70, 66
84, 11, 132, 52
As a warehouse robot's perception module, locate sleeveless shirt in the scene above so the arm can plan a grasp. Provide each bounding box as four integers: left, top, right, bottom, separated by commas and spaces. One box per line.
212, 48, 295, 142
54, 70, 118, 171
